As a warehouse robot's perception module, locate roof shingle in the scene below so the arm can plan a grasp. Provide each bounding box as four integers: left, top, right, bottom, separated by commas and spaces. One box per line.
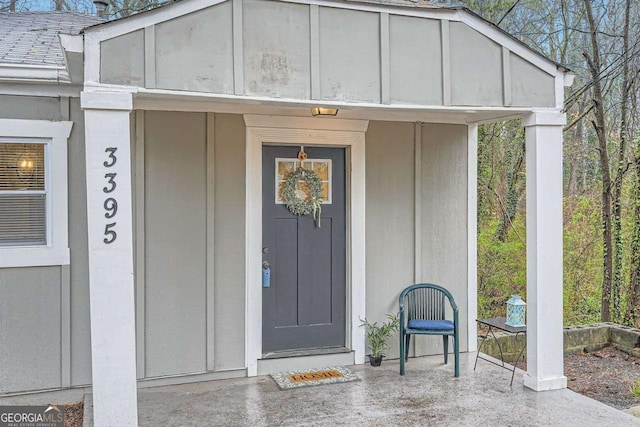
0, 11, 102, 67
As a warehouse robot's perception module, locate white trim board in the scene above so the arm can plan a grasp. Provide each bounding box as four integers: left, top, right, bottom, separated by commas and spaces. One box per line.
244, 114, 368, 376
466, 124, 478, 352
0, 118, 72, 268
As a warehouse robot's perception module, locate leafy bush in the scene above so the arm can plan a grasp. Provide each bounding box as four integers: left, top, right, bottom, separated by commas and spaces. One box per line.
477, 217, 527, 318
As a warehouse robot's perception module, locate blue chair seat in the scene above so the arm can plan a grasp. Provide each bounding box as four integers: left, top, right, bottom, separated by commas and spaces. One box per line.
408, 319, 454, 331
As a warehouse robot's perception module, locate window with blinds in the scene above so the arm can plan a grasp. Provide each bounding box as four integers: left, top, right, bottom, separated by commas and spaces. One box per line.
0, 141, 47, 247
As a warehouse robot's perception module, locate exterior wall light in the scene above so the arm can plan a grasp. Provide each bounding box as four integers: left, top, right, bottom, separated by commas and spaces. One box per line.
311, 107, 338, 116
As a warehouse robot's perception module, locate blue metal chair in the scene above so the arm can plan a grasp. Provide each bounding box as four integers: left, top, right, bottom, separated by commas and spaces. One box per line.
399, 283, 459, 377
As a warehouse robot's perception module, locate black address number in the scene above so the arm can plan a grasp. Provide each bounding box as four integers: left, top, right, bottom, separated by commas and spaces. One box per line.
103, 147, 118, 244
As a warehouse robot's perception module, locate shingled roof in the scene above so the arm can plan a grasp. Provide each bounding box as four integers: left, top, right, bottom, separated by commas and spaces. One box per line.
0, 11, 102, 68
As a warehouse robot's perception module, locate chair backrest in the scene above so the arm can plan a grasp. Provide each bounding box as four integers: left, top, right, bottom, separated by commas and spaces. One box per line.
399, 283, 458, 321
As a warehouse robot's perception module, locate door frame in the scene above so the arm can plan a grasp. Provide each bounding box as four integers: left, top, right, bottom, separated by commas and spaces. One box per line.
244, 114, 368, 376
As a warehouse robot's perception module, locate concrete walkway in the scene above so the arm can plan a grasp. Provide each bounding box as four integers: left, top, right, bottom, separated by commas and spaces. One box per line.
2, 352, 638, 426
133, 352, 639, 426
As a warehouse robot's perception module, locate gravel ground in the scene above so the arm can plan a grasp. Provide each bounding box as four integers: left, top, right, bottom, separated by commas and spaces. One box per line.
565, 346, 640, 410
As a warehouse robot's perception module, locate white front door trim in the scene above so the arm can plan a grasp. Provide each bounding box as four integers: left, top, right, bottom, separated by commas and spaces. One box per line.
244, 114, 368, 376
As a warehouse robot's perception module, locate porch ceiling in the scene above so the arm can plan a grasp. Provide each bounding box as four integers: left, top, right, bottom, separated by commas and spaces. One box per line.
132, 89, 531, 125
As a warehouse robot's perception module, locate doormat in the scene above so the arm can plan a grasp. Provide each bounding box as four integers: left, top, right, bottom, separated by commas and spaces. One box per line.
270, 366, 359, 390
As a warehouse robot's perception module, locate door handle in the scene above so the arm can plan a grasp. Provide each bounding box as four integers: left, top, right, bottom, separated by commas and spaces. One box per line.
262, 262, 271, 288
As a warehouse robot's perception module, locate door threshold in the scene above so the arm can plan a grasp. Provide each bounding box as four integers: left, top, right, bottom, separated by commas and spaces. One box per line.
257, 348, 355, 375
262, 346, 351, 360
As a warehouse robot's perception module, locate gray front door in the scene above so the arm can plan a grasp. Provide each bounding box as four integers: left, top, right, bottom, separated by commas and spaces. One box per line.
262, 146, 346, 354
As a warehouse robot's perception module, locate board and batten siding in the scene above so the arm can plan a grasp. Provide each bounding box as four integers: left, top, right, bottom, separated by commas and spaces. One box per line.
98, 0, 556, 108
365, 121, 415, 360
136, 111, 246, 379
365, 121, 469, 359
0, 95, 92, 393
0, 103, 249, 393
212, 113, 246, 371
143, 111, 208, 377
420, 123, 469, 353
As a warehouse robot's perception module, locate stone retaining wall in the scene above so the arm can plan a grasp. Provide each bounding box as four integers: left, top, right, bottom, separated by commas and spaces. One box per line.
478, 322, 640, 360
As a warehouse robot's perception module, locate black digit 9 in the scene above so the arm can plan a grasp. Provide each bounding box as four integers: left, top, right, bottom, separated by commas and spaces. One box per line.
104, 198, 118, 219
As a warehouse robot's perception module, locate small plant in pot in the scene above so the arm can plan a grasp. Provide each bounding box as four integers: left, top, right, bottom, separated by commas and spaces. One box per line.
360, 314, 399, 366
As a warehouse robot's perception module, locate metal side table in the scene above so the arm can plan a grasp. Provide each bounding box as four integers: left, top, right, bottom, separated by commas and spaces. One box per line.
474, 317, 526, 386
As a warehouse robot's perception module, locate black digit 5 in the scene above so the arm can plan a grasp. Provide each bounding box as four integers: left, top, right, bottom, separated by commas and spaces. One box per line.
104, 222, 117, 244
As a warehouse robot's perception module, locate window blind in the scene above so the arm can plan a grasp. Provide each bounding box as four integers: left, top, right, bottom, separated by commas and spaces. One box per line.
0, 142, 47, 246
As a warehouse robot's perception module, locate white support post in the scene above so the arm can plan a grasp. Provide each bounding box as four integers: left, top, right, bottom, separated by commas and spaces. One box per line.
523, 111, 567, 392
467, 124, 478, 352
82, 91, 138, 426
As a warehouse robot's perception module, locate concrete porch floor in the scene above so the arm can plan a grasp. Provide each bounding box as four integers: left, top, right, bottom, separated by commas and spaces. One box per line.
132, 352, 636, 426
2, 352, 638, 426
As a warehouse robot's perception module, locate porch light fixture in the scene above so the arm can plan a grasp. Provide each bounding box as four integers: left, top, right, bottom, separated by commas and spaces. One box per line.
505, 295, 526, 327
311, 107, 338, 117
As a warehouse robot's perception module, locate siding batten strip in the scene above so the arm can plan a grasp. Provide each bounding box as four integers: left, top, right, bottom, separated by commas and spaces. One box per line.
206, 113, 216, 371
232, 0, 244, 95
60, 97, 70, 121
380, 12, 390, 104
135, 110, 146, 378
144, 26, 156, 89
441, 20, 451, 106
414, 123, 422, 283
502, 47, 511, 106
310, 4, 321, 100
60, 265, 71, 388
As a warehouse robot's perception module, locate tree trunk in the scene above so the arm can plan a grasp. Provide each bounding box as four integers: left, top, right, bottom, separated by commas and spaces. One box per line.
628, 137, 640, 326
584, 0, 613, 322
496, 128, 525, 242
611, 0, 632, 324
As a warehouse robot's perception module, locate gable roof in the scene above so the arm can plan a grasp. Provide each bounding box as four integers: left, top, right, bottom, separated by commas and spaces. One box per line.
0, 11, 102, 68
81, 0, 568, 74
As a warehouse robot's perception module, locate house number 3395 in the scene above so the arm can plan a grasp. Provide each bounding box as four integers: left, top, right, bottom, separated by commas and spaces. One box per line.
102, 147, 118, 244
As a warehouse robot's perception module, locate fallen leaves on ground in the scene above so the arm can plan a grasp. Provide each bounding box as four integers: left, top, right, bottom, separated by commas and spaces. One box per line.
64, 401, 83, 427
564, 346, 640, 410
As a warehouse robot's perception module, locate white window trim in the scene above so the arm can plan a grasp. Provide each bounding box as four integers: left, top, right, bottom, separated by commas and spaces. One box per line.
0, 118, 73, 268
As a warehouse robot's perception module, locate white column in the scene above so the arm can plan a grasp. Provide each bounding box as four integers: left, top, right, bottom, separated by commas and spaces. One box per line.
467, 124, 478, 352
523, 111, 567, 391
82, 91, 138, 426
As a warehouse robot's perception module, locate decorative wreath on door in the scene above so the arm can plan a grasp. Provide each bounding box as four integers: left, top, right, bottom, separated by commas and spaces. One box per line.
283, 167, 323, 227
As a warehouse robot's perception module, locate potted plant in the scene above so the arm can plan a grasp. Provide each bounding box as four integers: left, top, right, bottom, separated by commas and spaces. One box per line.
360, 314, 399, 366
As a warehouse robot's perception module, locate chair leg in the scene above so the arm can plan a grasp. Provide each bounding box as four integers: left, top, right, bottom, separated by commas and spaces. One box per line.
454, 333, 460, 378
400, 331, 405, 376
405, 334, 411, 361
443, 335, 449, 364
